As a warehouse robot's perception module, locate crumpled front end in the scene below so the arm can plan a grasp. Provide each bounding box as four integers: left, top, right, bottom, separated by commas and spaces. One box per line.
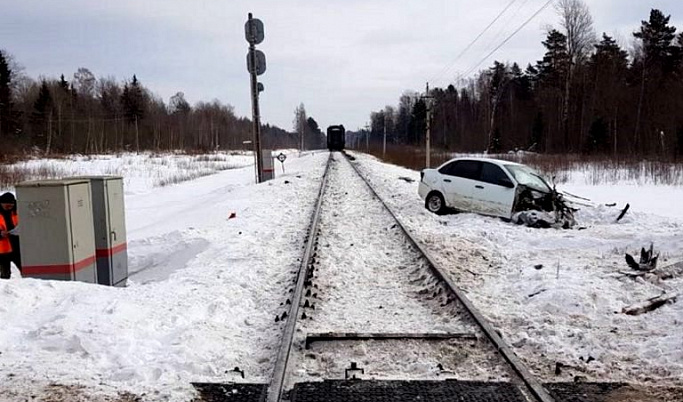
512, 185, 577, 229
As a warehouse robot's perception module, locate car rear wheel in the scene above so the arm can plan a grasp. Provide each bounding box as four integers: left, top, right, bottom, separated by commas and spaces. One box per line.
426, 192, 446, 215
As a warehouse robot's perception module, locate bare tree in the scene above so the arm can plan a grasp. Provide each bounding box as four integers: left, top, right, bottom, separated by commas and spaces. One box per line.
555, 0, 595, 150
73, 68, 97, 152
555, 0, 595, 66
293, 103, 307, 151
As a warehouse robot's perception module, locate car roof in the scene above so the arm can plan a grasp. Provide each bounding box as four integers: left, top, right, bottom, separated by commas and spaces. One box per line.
439, 156, 523, 168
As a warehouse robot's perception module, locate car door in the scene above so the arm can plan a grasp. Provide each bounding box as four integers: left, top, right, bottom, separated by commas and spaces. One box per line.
471, 162, 517, 218
439, 160, 481, 210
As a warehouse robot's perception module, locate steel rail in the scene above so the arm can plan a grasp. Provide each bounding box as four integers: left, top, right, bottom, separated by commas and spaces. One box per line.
343, 152, 555, 402
266, 153, 333, 402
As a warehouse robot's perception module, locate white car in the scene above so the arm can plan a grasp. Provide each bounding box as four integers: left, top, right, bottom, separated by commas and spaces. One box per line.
418, 157, 554, 219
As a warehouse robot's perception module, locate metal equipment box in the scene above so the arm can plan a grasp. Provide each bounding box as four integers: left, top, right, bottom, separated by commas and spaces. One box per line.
16, 179, 97, 283
75, 176, 128, 287
262, 149, 274, 181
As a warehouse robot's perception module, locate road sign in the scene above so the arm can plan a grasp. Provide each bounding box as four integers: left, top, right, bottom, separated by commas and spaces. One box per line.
277, 153, 287, 173
245, 18, 264, 45
247, 49, 267, 76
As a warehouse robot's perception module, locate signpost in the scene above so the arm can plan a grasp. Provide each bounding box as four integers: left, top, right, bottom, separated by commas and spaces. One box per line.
277, 152, 287, 173
246, 13, 267, 183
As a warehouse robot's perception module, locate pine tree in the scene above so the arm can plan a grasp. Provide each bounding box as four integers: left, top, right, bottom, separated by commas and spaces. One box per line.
634, 9, 678, 70
58, 74, 69, 92
32, 80, 53, 152
591, 34, 628, 68
537, 30, 570, 87
633, 9, 679, 155
0, 50, 15, 139
121, 75, 145, 123
587, 34, 628, 155
121, 75, 146, 152
409, 98, 427, 146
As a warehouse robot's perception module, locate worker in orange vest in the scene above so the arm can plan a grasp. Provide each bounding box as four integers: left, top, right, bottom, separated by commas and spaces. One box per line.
0, 192, 20, 279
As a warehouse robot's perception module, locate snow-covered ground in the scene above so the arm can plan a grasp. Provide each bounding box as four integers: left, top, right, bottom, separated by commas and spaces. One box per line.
349, 151, 683, 387
0, 150, 328, 401
1, 152, 254, 194
0, 150, 681, 401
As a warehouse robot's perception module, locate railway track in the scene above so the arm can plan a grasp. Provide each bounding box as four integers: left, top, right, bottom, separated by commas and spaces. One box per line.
194, 151, 680, 402
264, 152, 554, 402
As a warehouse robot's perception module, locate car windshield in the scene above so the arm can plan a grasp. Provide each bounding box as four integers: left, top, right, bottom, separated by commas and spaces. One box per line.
504, 164, 551, 193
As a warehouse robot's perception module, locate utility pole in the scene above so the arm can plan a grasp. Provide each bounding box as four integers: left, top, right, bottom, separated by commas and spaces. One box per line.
135, 115, 139, 154
245, 13, 266, 183
365, 124, 369, 152
383, 118, 387, 158
300, 113, 304, 152
425, 82, 432, 168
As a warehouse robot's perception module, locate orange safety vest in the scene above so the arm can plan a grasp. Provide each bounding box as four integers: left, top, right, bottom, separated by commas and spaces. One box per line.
0, 211, 18, 254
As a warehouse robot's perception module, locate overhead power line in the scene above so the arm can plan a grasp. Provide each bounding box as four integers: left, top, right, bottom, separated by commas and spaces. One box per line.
478, 0, 534, 59
429, 0, 520, 86
458, 0, 555, 80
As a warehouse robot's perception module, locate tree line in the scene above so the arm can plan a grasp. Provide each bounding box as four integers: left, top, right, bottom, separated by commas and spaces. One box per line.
363, 3, 683, 158
0, 56, 302, 159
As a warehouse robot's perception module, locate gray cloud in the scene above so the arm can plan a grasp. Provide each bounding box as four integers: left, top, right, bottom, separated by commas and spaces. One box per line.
1, 0, 682, 131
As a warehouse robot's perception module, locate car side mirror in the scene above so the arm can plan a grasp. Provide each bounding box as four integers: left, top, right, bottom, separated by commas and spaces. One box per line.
498, 177, 515, 188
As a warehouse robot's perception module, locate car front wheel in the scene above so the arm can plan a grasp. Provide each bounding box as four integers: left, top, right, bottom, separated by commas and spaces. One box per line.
426, 192, 446, 215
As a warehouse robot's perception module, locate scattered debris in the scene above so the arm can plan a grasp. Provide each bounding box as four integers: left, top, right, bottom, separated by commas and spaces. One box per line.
622, 293, 678, 316
229, 367, 245, 379
345, 362, 364, 380
616, 204, 630, 222
555, 362, 564, 375
398, 176, 415, 183
228, 212, 237, 219
534, 264, 544, 270
512, 210, 556, 228
625, 243, 659, 272
528, 288, 547, 298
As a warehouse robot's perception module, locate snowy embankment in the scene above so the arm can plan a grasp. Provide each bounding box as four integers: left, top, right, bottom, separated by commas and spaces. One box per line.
0, 150, 328, 401
349, 151, 683, 386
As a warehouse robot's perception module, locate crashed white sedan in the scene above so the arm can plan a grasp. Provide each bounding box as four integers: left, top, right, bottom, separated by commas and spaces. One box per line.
418, 157, 575, 227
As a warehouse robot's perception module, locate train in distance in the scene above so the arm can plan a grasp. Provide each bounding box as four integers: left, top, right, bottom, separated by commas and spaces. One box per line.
327, 125, 345, 151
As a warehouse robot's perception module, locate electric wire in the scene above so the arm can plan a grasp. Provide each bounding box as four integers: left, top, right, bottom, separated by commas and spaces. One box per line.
476, 0, 534, 63
428, 0, 520, 87
457, 0, 554, 80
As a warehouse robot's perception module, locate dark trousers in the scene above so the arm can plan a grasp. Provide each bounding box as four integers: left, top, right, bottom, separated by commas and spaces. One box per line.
9, 236, 21, 271
0, 254, 12, 279
0, 237, 21, 279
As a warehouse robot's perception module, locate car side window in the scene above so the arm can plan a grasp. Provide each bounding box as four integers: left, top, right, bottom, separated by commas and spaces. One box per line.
450, 160, 481, 180
480, 162, 510, 186
438, 162, 458, 176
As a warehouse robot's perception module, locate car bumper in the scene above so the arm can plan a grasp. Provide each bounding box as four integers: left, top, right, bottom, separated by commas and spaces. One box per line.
418, 181, 430, 200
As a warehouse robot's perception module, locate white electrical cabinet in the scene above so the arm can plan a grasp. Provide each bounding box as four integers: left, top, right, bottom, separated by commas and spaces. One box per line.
76, 176, 128, 287
16, 179, 97, 283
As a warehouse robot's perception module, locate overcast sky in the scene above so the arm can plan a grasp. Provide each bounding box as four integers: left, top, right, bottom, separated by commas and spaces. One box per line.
1, 0, 682, 131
